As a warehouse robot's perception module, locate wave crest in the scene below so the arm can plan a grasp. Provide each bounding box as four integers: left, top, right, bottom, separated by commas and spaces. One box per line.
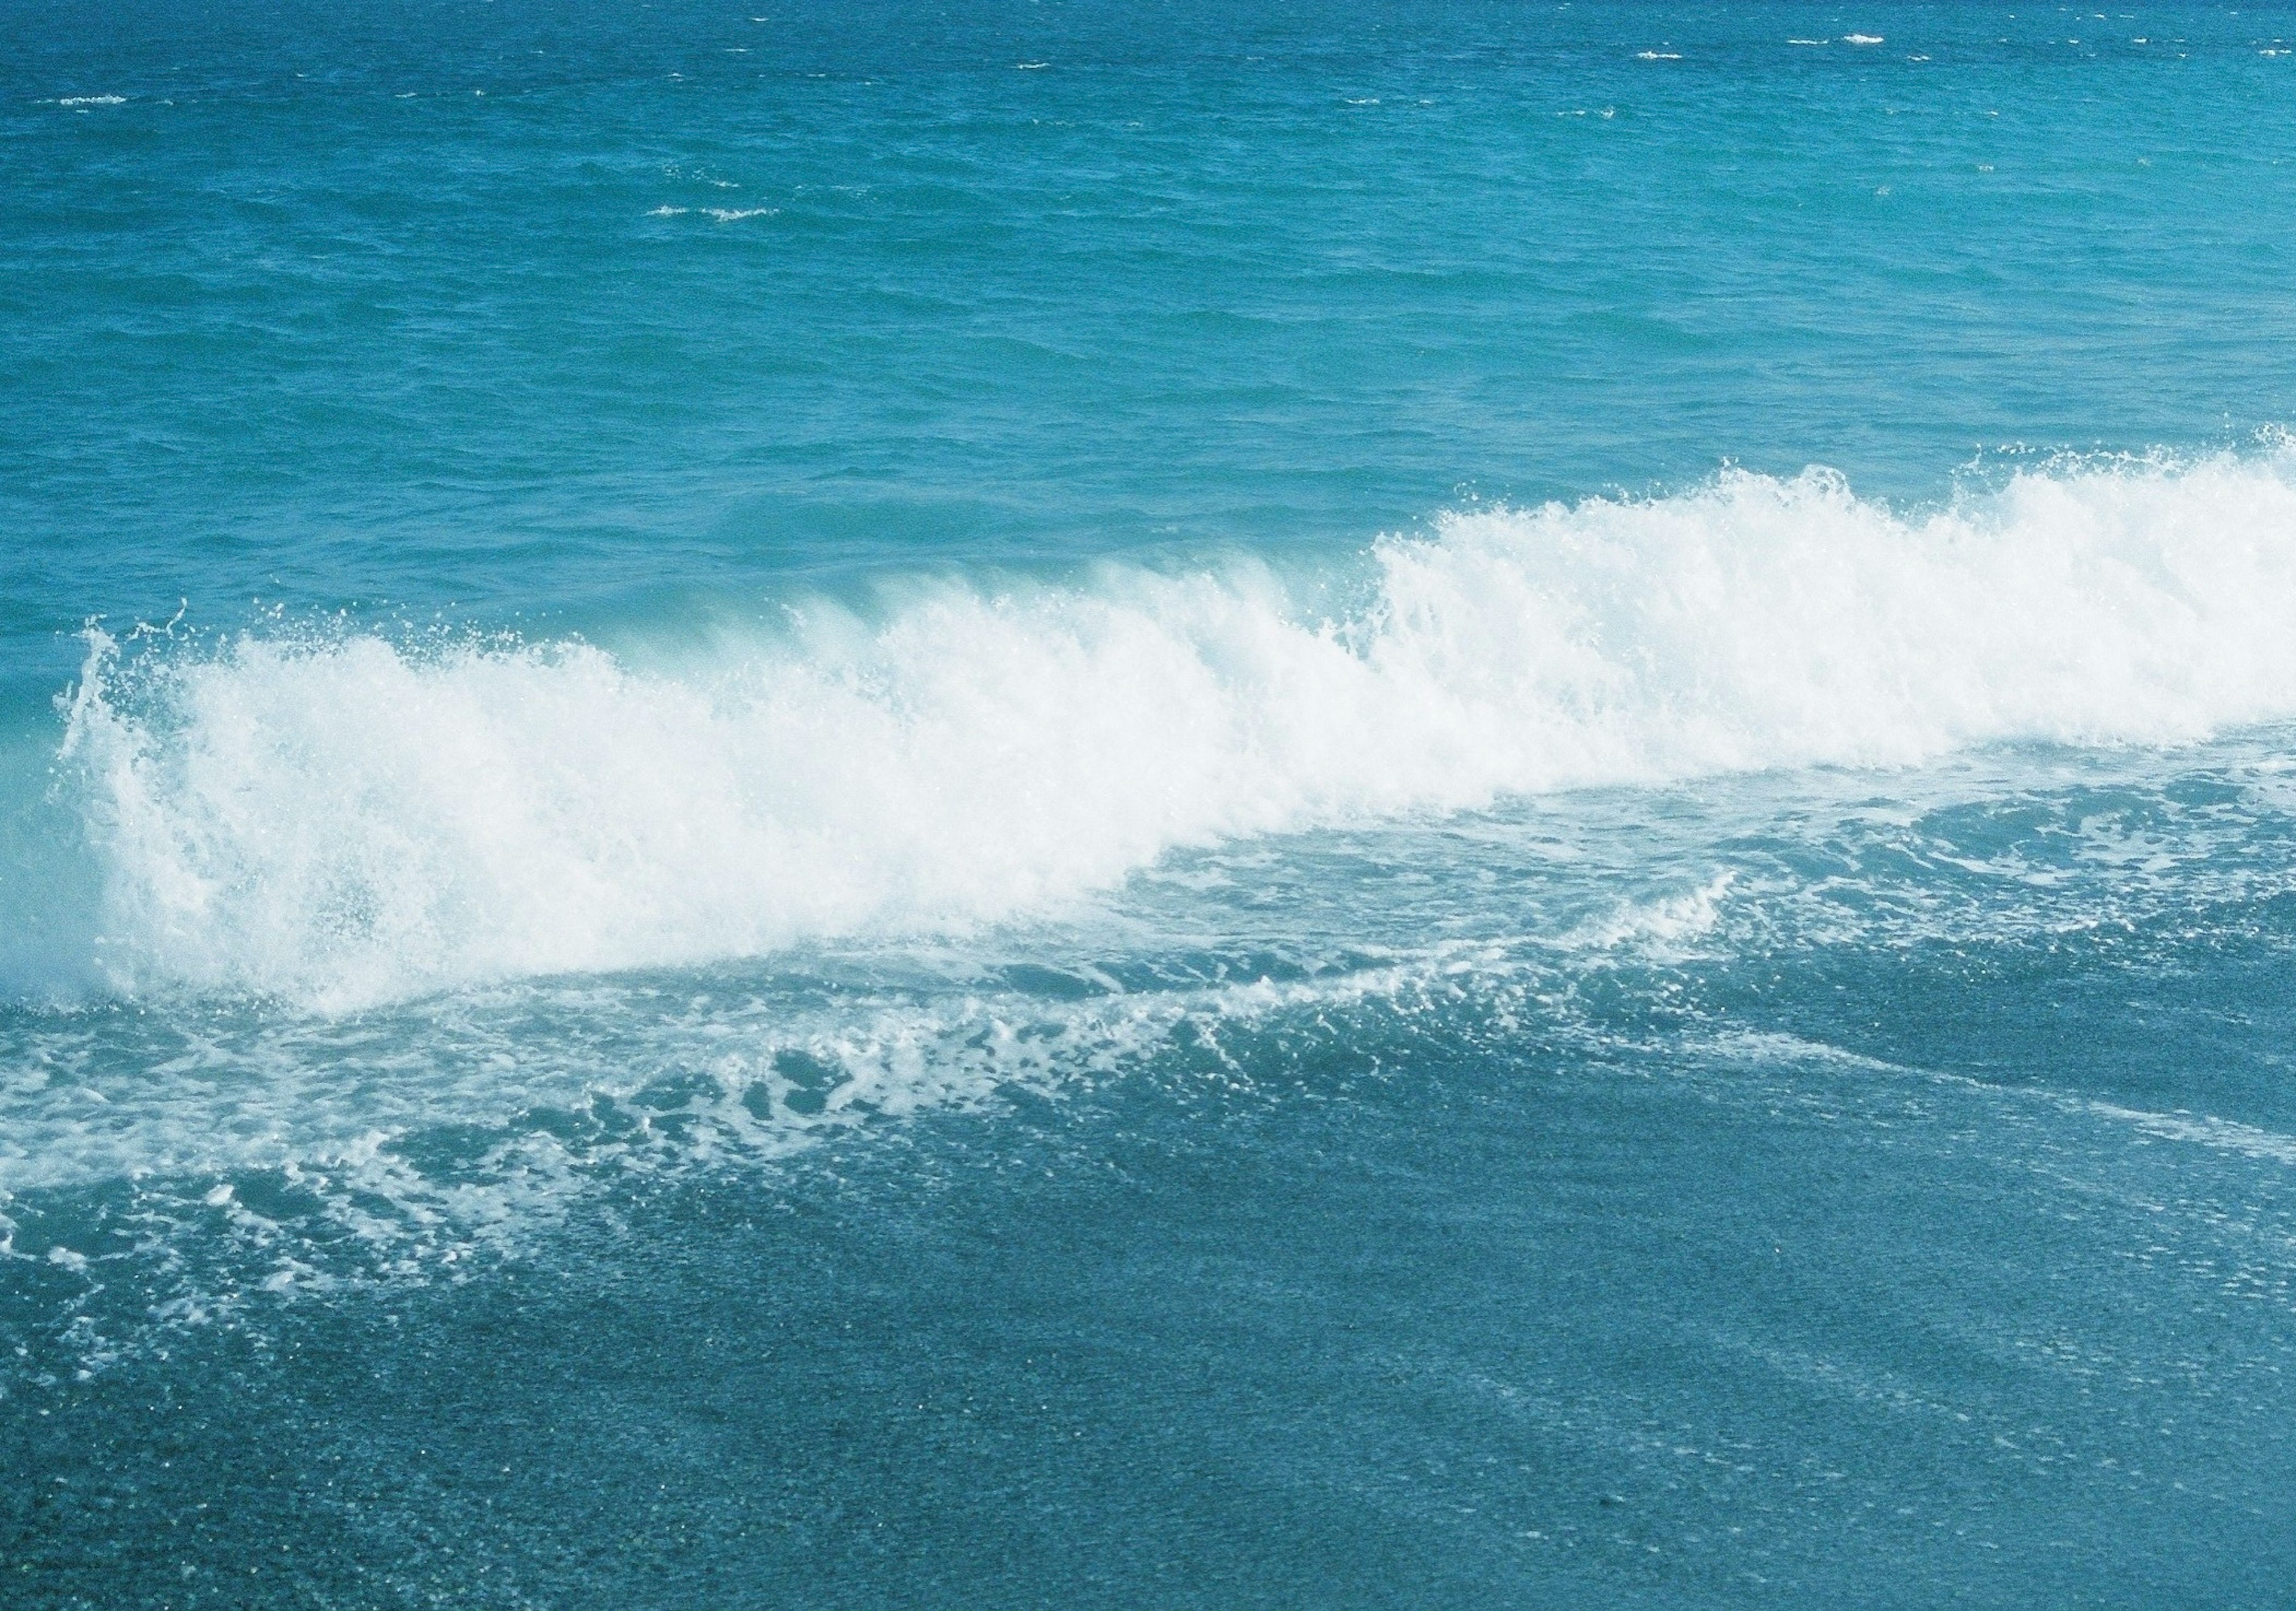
60, 453, 2296, 1005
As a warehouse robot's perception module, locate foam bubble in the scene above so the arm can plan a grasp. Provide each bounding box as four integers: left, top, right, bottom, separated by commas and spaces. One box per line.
1573, 872, 1736, 954
53, 451, 2296, 1006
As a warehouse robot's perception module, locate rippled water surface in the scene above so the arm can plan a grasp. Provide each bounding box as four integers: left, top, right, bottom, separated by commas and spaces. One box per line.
8, 2, 2296, 1605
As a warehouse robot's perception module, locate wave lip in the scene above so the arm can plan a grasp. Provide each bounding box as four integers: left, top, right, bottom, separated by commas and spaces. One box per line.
56, 450, 2296, 1007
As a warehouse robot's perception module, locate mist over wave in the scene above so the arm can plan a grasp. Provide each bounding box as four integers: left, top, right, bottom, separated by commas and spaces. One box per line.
55, 451, 2296, 1007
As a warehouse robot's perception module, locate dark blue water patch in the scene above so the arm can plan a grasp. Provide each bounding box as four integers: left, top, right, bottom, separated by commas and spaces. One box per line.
9, 1018, 2296, 1609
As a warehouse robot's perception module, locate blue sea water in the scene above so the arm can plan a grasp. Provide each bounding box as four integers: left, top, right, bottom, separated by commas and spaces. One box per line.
9, 1, 2296, 1603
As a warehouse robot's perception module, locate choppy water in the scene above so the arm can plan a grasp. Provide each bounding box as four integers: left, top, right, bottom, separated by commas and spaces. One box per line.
8, 3, 2296, 1605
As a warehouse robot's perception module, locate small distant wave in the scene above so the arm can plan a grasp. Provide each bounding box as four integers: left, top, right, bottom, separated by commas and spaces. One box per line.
1844, 34, 1885, 46
53, 95, 127, 106
647, 206, 777, 221
50, 448, 2296, 1008
1636, 51, 1683, 61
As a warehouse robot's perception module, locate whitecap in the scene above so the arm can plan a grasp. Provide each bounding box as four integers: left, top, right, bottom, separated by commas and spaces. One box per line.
52, 449, 2296, 1011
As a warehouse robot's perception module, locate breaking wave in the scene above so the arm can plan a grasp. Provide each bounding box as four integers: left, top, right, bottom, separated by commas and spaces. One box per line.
52, 450, 2296, 1007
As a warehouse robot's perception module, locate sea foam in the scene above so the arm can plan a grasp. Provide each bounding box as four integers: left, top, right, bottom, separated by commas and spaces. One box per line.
56, 452, 2296, 1006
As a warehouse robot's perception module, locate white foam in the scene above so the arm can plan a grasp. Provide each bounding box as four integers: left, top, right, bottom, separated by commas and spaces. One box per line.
0, 943, 1489, 1195
2088, 1104, 2296, 1165
56, 451, 2296, 1006
1574, 873, 1736, 954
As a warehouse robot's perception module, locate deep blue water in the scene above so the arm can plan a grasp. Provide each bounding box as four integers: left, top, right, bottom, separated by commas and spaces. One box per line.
8, 3, 2296, 1605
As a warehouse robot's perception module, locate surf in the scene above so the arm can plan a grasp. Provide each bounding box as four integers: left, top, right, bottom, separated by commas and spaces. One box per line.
49, 448, 2296, 1008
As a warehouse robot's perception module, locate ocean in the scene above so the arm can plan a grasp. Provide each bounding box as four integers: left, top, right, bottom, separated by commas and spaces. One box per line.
7, 1, 2296, 1603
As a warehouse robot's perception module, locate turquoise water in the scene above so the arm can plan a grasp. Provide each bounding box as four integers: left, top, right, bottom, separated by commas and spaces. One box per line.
10, 3, 2296, 1604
